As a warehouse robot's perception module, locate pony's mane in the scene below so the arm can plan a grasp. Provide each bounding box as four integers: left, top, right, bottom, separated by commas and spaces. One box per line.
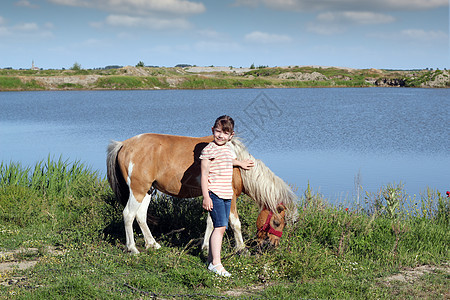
230, 138, 299, 225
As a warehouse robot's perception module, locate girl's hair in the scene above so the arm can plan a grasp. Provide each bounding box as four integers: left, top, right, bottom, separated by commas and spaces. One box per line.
213, 115, 234, 133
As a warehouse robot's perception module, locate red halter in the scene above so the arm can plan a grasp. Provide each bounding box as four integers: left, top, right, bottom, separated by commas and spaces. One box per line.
259, 210, 283, 238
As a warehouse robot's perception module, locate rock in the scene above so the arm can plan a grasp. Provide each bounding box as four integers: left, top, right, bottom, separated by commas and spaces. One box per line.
20, 75, 100, 89
365, 78, 377, 85
277, 71, 328, 81
185, 66, 252, 74
375, 78, 406, 87
331, 75, 352, 81
421, 70, 450, 88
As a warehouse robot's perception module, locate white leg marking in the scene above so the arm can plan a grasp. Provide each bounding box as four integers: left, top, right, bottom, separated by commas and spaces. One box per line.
127, 161, 134, 185
202, 213, 213, 251
229, 212, 245, 251
123, 188, 140, 254
123, 161, 142, 254
136, 193, 161, 249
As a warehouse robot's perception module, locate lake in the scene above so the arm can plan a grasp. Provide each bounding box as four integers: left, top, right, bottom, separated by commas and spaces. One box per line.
1, 88, 449, 204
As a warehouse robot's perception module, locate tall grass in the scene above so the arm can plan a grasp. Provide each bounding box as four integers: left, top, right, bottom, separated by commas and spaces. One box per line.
1, 156, 101, 198
0, 157, 119, 243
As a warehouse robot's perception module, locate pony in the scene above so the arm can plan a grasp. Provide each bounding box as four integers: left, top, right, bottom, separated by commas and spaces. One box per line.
106, 133, 298, 254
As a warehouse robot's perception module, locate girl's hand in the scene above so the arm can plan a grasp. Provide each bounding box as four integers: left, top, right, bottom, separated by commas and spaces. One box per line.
237, 159, 255, 170
203, 196, 213, 211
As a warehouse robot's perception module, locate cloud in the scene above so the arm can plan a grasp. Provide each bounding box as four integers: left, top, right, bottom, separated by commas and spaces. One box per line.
0, 19, 54, 38
48, 0, 206, 15
0, 16, 10, 37
308, 11, 395, 35
196, 29, 222, 39
15, 0, 39, 8
367, 29, 449, 49
244, 31, 292, 43
103, 14, 192, 30
50, 0, 203, 31
44, 22, 54, 29
306, 23, 344, 35
400, 29, 448, 41
14, 22, 39, 31
317, 11, 395, 25
234, 0, 448, 11
372, 29, 449, 42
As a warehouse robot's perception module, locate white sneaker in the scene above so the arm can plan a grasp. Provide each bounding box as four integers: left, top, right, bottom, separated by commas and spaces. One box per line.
208, 263, 231, 277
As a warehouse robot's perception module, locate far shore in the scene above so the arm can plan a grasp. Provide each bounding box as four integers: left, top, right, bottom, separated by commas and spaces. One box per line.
1, 65, 448, 91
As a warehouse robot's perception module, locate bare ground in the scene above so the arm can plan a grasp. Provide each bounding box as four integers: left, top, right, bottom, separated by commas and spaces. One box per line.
0, 247, 64, 287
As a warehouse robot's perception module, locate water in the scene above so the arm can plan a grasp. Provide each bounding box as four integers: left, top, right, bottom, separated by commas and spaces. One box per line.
1, 88, 449, 203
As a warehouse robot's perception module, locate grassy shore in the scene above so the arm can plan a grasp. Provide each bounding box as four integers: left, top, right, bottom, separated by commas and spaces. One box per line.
0, 158, 449, 299
1, 66, 448, 91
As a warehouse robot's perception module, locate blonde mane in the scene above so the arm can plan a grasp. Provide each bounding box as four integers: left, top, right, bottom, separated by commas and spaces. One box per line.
230, 138, 299, 225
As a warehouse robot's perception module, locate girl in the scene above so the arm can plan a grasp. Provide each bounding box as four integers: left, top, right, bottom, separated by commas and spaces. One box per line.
200, 115, 254, 277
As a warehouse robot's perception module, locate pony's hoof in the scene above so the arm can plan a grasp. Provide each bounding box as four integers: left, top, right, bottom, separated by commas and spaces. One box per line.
127, 247, 140, 254
146, 242, 161, 250
236, 248, 250, 256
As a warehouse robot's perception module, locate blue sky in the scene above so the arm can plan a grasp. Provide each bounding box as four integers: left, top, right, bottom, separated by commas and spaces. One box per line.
1, 0, 448, 70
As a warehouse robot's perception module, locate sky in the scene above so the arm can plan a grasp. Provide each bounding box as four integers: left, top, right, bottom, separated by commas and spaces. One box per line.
0, 0, 449, 70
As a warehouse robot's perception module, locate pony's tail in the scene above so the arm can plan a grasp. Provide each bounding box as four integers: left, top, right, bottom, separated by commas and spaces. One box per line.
106, 140, 129, 207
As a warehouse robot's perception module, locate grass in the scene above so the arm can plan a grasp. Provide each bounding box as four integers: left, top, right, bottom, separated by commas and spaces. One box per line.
178, 76, 274, 89
0, 77, 45, 90
0, 158, 449, 299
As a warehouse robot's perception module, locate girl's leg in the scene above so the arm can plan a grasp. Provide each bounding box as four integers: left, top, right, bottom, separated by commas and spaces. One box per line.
208, 226, 226, 265
207, 192, 231, 274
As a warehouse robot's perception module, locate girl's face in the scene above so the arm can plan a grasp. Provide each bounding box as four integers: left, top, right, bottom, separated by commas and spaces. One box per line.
212, 126, 234, 146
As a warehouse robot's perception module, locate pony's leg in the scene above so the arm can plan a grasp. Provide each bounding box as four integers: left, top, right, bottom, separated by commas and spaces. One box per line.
135, 192, 161, 250
202, 213, 213, 252
203, 211, 246, 253
229, 211, 246, 252
123, 191, 141, 254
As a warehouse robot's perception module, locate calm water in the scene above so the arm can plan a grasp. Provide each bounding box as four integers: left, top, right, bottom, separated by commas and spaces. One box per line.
1, 88, 449, 203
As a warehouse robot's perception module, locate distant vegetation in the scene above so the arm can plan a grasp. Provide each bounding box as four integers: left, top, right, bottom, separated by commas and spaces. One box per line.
0, 65, 448, 91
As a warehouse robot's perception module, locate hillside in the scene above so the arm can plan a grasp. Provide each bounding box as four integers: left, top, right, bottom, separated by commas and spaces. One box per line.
0, 65, 448, 91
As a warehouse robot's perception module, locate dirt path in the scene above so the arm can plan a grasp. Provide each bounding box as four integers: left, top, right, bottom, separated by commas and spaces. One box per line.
0, 247, 64, 286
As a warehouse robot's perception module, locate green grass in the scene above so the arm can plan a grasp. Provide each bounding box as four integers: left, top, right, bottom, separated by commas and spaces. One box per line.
177, 76, 274, 89
0, 159, 448, 299
0, 77, 45, 90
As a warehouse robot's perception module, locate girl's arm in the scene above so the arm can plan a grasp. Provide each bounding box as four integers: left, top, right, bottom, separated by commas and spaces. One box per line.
201, 159, 213, 211
233, 159, 254, 170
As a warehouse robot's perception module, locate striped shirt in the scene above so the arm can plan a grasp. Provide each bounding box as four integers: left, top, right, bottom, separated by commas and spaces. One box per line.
199, 142, 236, 199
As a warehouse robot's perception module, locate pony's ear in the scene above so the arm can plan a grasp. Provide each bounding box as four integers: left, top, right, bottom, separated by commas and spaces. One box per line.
276, 204, 285, 214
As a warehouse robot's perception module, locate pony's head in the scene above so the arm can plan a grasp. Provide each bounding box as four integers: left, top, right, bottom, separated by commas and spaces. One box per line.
230, 137, 299, 247
256, 204, 286, 248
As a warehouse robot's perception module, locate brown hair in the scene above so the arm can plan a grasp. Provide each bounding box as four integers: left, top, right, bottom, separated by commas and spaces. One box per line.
213, 115, 234, 133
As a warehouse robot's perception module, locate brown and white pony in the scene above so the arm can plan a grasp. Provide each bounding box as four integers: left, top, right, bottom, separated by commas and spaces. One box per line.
106, 133, 297, 254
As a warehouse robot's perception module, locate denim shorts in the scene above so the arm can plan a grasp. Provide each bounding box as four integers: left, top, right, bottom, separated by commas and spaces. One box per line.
209, 191, 231, 229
